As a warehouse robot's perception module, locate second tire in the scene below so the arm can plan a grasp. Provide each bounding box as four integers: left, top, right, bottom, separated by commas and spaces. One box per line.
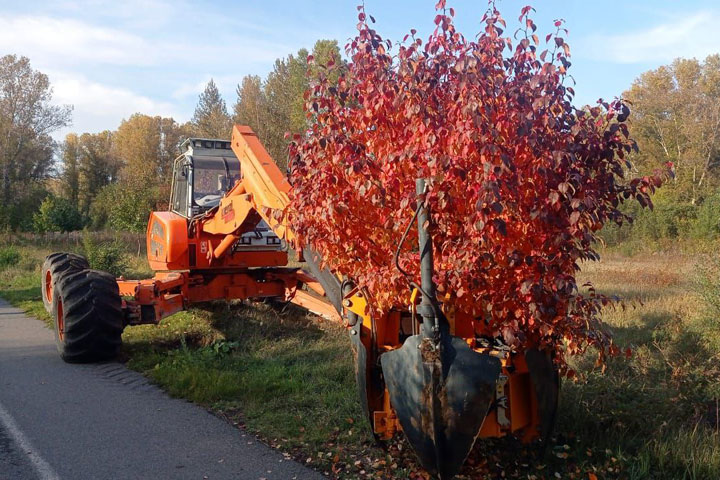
41, 252, 90, 313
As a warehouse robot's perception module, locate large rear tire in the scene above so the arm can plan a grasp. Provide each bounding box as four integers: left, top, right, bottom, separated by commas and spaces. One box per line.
41, 252, 89, 314
52, 269, 123, 363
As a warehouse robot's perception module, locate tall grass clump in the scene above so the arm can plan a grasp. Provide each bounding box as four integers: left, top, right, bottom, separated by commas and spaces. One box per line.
696, 253, 720, 319
82, 231, 128, 277
0, 246, 21, 270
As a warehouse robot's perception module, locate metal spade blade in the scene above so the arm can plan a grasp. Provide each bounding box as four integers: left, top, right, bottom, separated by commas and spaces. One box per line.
381, 177, 501, 478
381, 334, 501, 479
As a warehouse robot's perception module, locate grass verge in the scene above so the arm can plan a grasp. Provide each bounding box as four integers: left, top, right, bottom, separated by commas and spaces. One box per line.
1, 239, 719, 479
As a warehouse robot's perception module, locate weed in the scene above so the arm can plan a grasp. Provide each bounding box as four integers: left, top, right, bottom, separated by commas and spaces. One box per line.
695, 253, 720, 319
82, 231, 129, 277
0, 246, 20, 269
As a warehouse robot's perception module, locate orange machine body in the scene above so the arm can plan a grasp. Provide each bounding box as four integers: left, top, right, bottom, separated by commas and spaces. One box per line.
343, 289, 544, 444
146, 210, 288, 272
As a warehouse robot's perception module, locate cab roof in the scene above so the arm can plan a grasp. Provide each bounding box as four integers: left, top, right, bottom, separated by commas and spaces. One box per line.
180, 138, 232, 157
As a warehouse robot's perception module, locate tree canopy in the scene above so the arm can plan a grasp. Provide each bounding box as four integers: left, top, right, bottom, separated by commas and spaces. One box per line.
1, 38, 715, 246
234, 40, 345, 169
290, 4, 666, 365
191, 79, 232, 139
0, 54, 71, 229
625, 55, 720, 204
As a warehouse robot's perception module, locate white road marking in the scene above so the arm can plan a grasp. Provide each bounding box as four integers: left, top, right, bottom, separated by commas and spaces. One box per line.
0, 400, 61, 480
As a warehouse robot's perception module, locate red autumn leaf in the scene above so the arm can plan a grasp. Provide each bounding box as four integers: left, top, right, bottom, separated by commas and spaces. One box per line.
570, 211, 581, 225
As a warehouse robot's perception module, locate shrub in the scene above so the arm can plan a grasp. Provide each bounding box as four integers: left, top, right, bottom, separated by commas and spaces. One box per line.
88, 186, 112, 230
90, 183, 155, 233
631, 191, 696, 240
0, 246, 20, 270
0, 183, 51, 232
597, 199, 641, 246
691, 193, 720, 240
82, 232, 128, 277
599, 189, 720, 245
289, 2, 669, 367
32, 195, 83, 233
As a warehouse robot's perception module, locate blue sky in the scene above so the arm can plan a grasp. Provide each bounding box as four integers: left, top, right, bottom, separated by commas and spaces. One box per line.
1, 0, 719, 140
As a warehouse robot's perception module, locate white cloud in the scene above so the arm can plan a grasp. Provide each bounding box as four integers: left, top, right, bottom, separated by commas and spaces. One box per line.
0, 16, 152, 66
48, 71, 180, 139
583, 11, 720, 64
0, 13, 293, 69
51, 0, 175, 27
0, 4, 321, 140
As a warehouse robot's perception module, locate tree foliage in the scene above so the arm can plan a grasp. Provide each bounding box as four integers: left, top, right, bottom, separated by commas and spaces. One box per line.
61, 133, 81, 208
0, 55, 71, 229
290, 2, 667, 366
625, 55, 720, 204
32, 195, 83, 233
114, 113, 186, 189
192, 79, 232, 139
61, 114, 190, 230
61, 131, 119, 216
89, 182, 157, 232
234, 75, 268, 141
234, 40, 346, 169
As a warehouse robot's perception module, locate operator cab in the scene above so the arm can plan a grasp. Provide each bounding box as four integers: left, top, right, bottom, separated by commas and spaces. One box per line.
169, 137, 284, 250
170, 138, 240, 218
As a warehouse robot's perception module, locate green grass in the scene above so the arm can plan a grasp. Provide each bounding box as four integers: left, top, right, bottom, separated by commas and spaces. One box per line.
124, 302, 369, 450
3, 237, 720, 479
0, 244, 54, 325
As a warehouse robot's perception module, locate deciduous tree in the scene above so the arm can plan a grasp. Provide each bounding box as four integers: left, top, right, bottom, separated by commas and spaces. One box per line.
60, 133, 81, 208
77, 131, 118, 215
113, 113, 187, 191
290, 2, 667, 366
253, 40, 345, 169
233, 75, 269, 144
0, 54, 71, 228
625, 55, 720, 204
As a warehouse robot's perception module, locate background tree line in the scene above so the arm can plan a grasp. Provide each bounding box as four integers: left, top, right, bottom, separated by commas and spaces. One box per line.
0, 40, 343, 233
602, 54, 720, 245
1, 48, 718, 241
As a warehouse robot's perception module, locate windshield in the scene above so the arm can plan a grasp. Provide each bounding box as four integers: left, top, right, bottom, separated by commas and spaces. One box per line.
193, 158, 240, 208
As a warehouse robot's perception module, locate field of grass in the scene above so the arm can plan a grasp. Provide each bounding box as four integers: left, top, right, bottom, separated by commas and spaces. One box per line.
561, 253, 720, 480
1, 235, 719, 479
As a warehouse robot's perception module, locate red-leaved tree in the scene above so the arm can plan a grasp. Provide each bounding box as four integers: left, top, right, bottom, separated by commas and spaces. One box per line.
289, 1, 667, 367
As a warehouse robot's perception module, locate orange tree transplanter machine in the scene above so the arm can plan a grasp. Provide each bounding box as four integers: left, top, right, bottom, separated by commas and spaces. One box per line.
42, 125, 559, 479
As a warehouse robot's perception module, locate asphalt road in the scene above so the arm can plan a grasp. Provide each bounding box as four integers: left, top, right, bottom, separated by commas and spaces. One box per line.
0, 298, 324, 480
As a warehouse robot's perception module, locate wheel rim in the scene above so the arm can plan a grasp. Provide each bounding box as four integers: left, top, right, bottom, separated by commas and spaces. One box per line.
57, 298, 64, 342
45, 270, 53, 303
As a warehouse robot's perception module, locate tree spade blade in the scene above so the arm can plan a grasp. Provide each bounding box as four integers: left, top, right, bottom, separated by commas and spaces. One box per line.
381, 334, 501, 479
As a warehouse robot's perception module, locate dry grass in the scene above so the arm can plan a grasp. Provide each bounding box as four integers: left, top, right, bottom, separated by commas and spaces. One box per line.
554, 250, 720, 480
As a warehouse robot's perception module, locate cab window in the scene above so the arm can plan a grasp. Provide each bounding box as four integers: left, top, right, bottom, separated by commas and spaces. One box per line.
192, 159, 240, 209
172, 164, 189, 215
